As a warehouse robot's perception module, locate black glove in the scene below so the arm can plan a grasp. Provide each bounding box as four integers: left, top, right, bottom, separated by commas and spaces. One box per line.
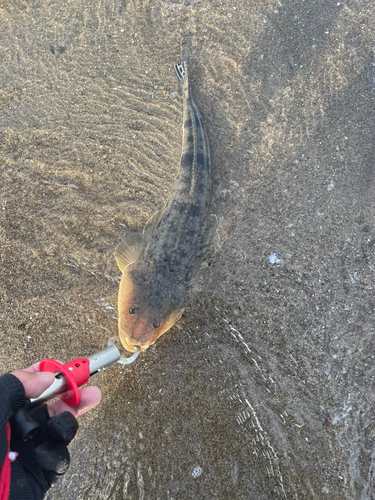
0, 373, 78, 500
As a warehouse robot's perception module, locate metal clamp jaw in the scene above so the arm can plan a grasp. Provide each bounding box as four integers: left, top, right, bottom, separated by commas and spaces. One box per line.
30, 340, 141, 408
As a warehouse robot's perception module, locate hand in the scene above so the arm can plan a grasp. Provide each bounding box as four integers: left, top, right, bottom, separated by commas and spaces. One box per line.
11, 361, 102, 416
2, 363, 102, 500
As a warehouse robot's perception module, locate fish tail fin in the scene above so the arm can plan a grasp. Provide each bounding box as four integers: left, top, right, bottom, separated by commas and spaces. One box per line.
175, 61, 186, 85
175, 60, 190, 100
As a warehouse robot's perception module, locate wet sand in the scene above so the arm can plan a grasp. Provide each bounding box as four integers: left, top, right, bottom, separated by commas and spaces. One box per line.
1, 0, 375, 498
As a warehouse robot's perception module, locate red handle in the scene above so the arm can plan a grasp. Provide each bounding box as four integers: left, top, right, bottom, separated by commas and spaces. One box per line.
39, 358, 91, 407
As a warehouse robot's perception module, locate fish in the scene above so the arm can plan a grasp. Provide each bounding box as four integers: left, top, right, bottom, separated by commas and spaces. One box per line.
115, 59, 212, 352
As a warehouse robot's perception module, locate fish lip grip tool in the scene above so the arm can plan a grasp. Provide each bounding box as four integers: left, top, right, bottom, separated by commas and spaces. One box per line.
30, 340, 141, 409
10, 341, 141, 440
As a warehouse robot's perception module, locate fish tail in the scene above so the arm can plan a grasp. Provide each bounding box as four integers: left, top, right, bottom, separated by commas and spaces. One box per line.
175, 60, 190, 100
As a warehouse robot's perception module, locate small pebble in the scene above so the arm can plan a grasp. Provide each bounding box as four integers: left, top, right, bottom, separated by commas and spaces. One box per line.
192, 466, 203, 478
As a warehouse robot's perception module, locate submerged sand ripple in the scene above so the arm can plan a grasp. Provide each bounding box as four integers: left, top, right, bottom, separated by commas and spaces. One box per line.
1, 0, 375, 498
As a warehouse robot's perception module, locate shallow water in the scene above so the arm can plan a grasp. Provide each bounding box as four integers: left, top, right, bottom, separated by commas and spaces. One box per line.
1, 0, 375, 498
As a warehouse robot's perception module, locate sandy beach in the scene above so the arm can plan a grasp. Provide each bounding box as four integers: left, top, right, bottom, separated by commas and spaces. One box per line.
1, 0, 375, 498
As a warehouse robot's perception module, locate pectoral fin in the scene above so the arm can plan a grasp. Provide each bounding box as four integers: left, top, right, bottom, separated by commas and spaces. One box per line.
115, 233, 145, 272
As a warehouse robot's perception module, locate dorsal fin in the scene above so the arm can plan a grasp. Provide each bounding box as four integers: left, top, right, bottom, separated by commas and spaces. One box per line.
143, 208, 165, 243
115, 233, 145, 273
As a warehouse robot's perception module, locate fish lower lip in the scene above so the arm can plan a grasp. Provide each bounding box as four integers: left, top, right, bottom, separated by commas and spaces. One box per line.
128, 339, 141, 347
129, 340, 149, 351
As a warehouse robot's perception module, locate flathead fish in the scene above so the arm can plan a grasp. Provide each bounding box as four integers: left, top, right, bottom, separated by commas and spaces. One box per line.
115, 60, 212, 352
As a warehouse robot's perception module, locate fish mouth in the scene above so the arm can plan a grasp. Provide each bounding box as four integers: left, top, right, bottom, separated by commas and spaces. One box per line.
119, 328, 152, 353
118, 307, 185, 353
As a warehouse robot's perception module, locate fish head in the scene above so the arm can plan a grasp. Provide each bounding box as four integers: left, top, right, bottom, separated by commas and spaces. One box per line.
118, 260, 183, 352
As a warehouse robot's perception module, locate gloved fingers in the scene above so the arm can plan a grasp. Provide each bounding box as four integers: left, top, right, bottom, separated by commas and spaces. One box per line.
26, 408, 78, 448
47, 411, 78, 444
33, 412, 78, 479
34, 442, 70, 475
47, 385, 102, 418
28, 404, 50, 446
29, 404, 50, 426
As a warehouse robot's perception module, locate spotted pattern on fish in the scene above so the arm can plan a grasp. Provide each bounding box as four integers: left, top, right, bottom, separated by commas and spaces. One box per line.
115, 60, 212, 352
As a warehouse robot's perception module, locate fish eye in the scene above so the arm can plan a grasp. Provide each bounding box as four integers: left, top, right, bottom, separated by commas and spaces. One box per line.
129, 305, 138, 314
153, 319, 160, 328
